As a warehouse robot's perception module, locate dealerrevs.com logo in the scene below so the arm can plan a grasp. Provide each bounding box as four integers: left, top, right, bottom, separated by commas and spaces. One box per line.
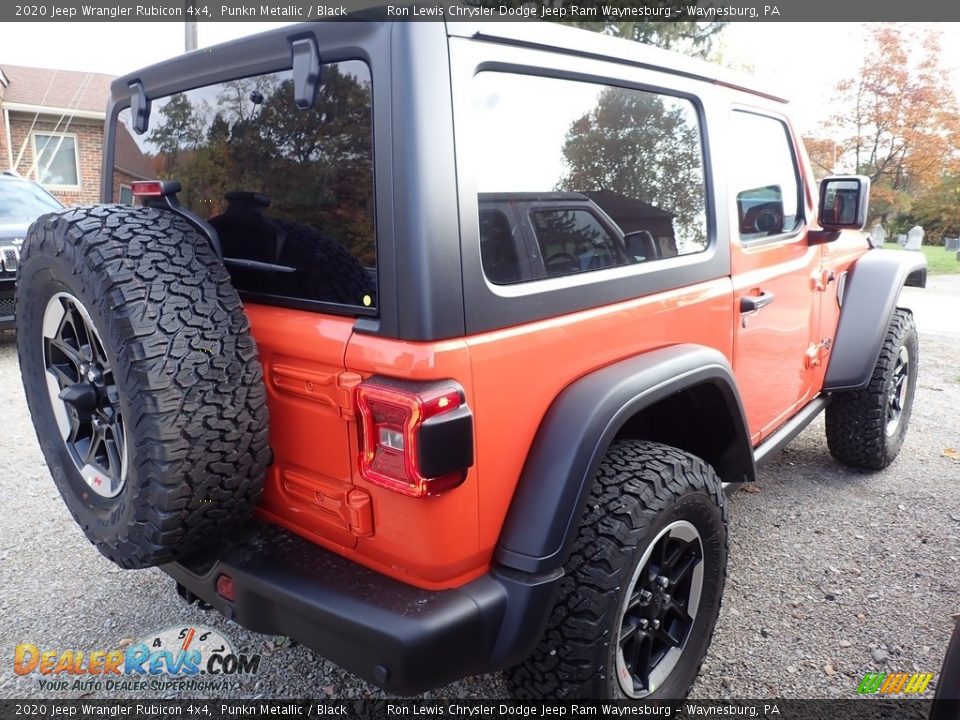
14, 625, 262, 692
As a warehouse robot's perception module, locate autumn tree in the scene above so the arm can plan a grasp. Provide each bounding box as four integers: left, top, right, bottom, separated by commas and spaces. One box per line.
801, 136, 839, 181
821, 25, 960, 225
558, 87, 706, 249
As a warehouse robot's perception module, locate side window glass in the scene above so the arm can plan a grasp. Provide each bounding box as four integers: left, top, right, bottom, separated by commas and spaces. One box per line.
472, 72, 709, 285
530, 209, 624, 277
730, 111, 802, 241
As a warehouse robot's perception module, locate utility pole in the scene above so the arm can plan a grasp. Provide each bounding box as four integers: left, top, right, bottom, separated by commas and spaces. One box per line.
184, 0, 198, 52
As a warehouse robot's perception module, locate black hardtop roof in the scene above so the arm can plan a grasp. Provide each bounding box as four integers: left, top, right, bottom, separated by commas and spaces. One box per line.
111, 19, 788, 106
448, 21, 788, 104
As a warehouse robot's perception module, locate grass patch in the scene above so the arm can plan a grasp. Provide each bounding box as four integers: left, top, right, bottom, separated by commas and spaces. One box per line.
882, 242, 960, 275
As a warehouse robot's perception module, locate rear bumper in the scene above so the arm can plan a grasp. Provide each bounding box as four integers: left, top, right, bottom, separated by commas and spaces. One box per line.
161, 522, 562, 695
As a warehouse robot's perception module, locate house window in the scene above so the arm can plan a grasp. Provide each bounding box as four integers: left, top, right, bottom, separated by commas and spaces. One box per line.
32, 133, 80, 188
119, 184, 133, 204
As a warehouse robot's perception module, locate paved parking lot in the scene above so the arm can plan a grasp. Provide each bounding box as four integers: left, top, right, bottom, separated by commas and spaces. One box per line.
0, 282, 958, 700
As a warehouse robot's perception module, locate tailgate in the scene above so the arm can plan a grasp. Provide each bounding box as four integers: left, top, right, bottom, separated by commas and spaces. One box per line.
245, 304, 369, 549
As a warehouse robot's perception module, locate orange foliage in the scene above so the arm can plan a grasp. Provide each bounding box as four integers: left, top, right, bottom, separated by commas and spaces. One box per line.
824, 24, 960, 221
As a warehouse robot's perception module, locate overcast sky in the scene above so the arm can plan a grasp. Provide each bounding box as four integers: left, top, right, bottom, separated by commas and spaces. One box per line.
3, 21, 959, 134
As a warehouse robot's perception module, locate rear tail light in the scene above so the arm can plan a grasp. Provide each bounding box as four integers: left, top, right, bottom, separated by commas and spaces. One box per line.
356, 378, 474, 498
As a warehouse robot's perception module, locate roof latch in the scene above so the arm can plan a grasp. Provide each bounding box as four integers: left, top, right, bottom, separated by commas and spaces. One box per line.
290, 36, 321, 110
128, 80, 151, 135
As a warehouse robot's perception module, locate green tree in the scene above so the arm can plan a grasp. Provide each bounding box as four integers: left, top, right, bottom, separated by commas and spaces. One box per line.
902, 174, 960, 244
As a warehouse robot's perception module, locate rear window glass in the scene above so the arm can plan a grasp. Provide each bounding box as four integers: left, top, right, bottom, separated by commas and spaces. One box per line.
472, 72, 709, 285
111, 61, 376, 311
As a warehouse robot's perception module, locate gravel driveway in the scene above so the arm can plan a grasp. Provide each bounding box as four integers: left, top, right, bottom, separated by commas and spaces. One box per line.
1, 292, 957, 701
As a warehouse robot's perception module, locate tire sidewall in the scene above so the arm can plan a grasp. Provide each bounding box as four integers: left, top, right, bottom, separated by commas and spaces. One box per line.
883, 320, 918, 456
603, 488, 727, 700
17, 253, 141, 542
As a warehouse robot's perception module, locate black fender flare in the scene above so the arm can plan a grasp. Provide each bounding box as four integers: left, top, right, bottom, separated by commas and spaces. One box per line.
824, 249, 927, 392
494, 344, 755, 575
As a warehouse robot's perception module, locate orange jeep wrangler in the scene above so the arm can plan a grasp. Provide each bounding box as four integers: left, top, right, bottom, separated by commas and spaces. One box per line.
15, 21, 927, 699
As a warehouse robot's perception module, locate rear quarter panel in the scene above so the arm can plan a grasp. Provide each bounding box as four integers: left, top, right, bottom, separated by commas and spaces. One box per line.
465, 282, 734, 558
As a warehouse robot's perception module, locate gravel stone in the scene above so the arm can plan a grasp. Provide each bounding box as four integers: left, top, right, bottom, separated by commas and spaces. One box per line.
1, 288, 958, 700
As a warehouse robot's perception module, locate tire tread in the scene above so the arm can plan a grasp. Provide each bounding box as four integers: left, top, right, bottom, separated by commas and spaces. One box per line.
508, 439, 728, 699
17, 205, 270, 569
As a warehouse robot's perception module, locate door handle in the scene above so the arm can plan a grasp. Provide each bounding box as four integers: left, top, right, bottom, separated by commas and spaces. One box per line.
740, 291, 775, 314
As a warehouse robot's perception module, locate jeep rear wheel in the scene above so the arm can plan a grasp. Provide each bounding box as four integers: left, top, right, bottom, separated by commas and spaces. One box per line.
825, 308, 918, 470
508, 440, 728, 700
16, 206, 270, 569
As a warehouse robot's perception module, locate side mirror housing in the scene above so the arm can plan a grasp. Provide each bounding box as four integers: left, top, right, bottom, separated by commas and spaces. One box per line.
624, 230, 657, 262
818, 175, 870, 230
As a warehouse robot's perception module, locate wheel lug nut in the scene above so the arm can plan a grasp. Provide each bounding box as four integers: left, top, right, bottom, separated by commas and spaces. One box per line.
638, 618, 649, 629
656, 576, 669, 588
639, 589, 653, 603
651, 619, 661, 630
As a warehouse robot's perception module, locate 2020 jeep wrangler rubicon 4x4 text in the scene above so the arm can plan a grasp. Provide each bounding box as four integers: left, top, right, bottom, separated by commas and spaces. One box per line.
16, 21, 926, 699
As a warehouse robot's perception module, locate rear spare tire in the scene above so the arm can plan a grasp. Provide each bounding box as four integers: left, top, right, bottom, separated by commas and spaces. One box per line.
16, 205, 270, 569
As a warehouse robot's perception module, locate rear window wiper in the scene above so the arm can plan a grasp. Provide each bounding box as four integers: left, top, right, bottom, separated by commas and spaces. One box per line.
222, 257, 295, 273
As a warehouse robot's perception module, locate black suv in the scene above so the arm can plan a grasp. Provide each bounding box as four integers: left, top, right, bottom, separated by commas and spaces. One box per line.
0, 173, 63, 329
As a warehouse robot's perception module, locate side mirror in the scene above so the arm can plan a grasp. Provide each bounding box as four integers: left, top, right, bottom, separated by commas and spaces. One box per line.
818, 175, 870, 230
624, 230, 656, 262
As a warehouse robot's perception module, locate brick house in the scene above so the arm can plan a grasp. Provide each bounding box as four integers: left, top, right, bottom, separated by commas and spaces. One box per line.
0, 63, 153, 205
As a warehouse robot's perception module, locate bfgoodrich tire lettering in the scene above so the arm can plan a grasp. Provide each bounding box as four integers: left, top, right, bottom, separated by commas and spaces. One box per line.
16, 206, 270, 569
825, 308, 918, 470
508, 439, 728, 700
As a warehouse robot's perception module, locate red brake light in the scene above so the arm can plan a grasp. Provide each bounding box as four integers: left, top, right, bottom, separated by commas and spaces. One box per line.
356, 379, 472, 498
130, 181, 164, 197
